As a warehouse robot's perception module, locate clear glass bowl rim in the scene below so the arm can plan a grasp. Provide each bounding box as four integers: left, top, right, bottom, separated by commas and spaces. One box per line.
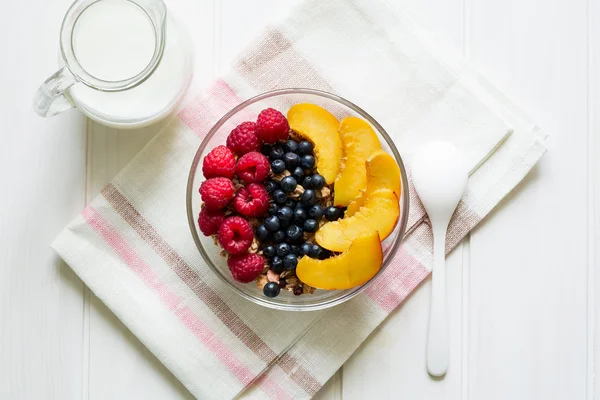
186, 88, 410, 311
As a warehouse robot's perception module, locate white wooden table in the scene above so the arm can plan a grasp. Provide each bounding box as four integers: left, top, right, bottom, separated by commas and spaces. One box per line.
1, 0, 597, 398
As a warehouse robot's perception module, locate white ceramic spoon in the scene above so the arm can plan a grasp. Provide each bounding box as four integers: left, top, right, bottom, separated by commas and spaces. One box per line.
411, 142, 469, 378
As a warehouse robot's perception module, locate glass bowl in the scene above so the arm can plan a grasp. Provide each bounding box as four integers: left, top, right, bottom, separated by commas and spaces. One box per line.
186, 88, 409, 311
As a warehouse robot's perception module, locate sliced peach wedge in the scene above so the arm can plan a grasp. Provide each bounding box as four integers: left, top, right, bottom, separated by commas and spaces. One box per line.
287, 104, 343, 184
345, 150, 402, 217
316, 188, 400, 252
297, 232, 383, 290
333, 117, 382, 206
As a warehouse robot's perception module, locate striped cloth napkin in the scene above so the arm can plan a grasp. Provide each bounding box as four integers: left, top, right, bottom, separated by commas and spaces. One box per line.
52, 0, 547, 398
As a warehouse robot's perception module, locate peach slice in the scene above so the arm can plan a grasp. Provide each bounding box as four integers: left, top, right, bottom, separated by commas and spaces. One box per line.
346, 150, 402, 217
297, 232, 383, 290
333, 117, 382, 206
287, 104, 343, 184
316, 188, 399, 252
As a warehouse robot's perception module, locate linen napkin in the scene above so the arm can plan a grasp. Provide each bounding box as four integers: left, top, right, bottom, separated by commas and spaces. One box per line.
52, 0, 547, 398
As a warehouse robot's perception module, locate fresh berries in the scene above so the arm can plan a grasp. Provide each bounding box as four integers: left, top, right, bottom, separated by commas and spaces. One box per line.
276, 243, 291, 257
198, 208, 225, 236
283, 140, 298, 153
284, 152, 299, 170
324, 206, 344, 221
283, 254, 298, 270
280, 176, 297, 193
228, 253, 265, 283
236, 152, 270, 183
271, 256, 284, 273
308, 205, 323, 219
233, 183, 269, 217
202, 145, 236, 179
298, 140, 313, 155
286, 225, 303, 241
300, 155, 316, 170
277, 206, 294, 222
263, 245, 276, 258
273, 190, 287, 204
200, 177, 235, 210
301, 189, 317, 206
227, 121, 261, 155
263, 281, 281, 297
271, 159, 285, 174
218, 216, 254, 255
256, 108, 289, 144
304, 219, 318, 233
256, 225, 270, 241
310, 174, 326, 190
269, 146, 285, 161
264, 215, 281, 232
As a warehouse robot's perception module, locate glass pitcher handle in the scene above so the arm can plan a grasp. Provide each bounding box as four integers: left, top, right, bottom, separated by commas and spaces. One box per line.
33, 67, 77, 118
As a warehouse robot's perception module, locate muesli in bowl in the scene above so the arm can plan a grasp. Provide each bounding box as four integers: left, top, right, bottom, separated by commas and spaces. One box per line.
186, 89, 409, 311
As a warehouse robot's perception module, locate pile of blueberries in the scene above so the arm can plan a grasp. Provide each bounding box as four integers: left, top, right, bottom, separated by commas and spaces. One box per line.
256, 139, 344, 296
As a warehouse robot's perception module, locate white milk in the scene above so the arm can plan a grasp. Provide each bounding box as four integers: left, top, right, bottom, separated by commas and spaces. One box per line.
67, 0, 193, 128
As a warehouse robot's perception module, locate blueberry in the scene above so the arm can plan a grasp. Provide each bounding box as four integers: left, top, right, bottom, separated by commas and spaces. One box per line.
310, 174, 326, 190
273, 190, 287, 204
309, 244, 323, 258
292, 166, 305, 181
308, 205, 323, 219
300, 242, 312, 255
318, 248, 332, 260
256, 225, 270, 241
324, 206, 343, 221
293, 286, 303, 296
261, 143, 273, 156
280, 218, 291, 229
293, 207, 308, 223
300, 155, 316, 170
265, 215, 280, 232
269, 146, 285, 161
283, 254, 298, 270
277, 243, 291, 257
283, 140, 299, 153
263, 245, 276, 258
271, 256, 284, 273
298, 141, 313, 155
280, 176, 297, 193
271, 159, 285, 174
264, 180, 278, 193
290, 245, 300, 256
284, 152, 299, 170
304, 219, 318, 233
263, 281, 281, 298
276, 206, 293, 222
286, 225, 303, 241
301, 189, 317, 206
301, 176, 312, 189
273, 230, 286, 243
268, 203, 280, 216
285, 199, 297, 209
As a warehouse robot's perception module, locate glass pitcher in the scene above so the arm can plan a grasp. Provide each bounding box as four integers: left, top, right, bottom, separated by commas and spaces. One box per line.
34, 0, 194, 129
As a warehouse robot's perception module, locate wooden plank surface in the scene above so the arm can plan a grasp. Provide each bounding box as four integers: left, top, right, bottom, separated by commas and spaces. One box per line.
0, 0, 595, 399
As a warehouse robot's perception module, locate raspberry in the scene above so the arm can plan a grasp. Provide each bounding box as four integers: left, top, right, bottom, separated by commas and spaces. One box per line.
198, 208, 225, 236
256, 108, 289, 144
233, 183, 269, 217
226, 121, 261, 156
218, 216, 254, 254
199, 177, 235, 210
235, 151, 270, 183
227, 253, 265, 283
202, 145, 236, 179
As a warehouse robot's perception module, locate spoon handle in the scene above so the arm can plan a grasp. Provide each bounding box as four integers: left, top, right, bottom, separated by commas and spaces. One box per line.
426, 227, 449, 377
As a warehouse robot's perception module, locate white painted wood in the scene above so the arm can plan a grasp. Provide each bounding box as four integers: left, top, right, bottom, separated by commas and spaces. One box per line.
0, 1, 87, 399
0, 0, 596, 399
468, 0, 589, 399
